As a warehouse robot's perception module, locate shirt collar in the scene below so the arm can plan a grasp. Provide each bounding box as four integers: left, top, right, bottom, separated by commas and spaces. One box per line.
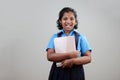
61, 29, 76, 36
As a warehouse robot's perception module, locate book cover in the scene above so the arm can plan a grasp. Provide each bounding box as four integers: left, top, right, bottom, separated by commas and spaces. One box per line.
54, 36, 76, 67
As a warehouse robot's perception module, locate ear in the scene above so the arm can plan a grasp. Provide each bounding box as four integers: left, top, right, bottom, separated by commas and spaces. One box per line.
59, 20, 61, 24
75, 20, 78, 25
75, 21, 77, 25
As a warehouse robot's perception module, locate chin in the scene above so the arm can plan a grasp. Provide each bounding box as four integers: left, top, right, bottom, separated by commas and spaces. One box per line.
66, 29, 73, 31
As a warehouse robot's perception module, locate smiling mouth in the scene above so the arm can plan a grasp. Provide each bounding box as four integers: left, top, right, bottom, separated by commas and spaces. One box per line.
65, 23, 71, 27
65, 24, 72, 28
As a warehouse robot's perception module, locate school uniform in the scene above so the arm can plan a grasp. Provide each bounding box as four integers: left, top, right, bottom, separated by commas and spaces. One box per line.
46, 29, 91, 80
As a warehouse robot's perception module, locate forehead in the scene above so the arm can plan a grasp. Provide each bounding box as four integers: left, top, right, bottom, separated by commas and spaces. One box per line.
62, 12, 75, 17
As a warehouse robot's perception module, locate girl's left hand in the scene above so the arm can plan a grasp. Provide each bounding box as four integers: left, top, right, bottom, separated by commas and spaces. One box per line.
62, 59, 74, 68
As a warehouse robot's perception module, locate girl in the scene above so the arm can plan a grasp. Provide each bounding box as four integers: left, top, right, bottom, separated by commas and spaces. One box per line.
46, 7, 92, 80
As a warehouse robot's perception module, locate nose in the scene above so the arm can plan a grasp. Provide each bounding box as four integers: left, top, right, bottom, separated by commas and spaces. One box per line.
66, 19, 71, 23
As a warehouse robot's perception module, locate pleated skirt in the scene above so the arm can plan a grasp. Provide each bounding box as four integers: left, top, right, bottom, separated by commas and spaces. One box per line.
48, 62, 85, 80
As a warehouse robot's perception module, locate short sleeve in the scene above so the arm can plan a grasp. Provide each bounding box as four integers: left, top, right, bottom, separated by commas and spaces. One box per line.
46, 34, 57, 51
79, 35, 92, 55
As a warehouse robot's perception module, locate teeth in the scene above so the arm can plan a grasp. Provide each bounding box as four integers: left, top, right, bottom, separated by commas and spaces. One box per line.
65, 23, 71, 28
66, 25, 70, 28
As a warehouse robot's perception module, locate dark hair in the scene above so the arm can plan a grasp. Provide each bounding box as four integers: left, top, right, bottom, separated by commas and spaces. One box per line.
56, 7, 78, 30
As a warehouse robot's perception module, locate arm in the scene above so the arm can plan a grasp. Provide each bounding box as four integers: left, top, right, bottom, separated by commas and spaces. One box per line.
72, 51, 91, 65
62, 51, 91, 68
47, 48, 79, 62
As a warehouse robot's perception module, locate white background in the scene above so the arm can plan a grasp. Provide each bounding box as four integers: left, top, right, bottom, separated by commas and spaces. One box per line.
0, 0, 120, 80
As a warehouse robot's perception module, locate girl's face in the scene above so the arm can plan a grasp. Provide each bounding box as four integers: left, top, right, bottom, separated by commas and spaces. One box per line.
60, 12, 77, 33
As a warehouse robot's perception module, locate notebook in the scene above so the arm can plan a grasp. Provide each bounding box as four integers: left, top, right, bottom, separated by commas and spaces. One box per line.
54, 36, 76, 67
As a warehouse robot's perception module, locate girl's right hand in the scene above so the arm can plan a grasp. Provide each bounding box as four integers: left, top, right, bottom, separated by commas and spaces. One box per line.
69, 50, 80, 58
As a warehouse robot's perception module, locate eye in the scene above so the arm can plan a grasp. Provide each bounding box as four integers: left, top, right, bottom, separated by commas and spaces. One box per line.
70, 17, 75, 21
63, 17, 68, 20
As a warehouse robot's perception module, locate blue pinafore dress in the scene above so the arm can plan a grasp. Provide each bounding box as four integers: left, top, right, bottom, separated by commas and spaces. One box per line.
48, 31, 85, 80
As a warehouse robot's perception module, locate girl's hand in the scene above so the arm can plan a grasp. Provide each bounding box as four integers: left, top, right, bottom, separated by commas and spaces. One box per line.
62, 59, 74, 68
69, 50, 80, 58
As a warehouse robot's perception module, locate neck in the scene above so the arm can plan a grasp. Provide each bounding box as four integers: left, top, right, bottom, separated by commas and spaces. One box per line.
62, 29, 74, 36
64, 30, 71, 36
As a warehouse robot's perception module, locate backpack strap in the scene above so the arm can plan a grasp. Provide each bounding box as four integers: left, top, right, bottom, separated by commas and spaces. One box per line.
57, 31, 80, 50
74, 31, 80, 49
57, 31, 63, 37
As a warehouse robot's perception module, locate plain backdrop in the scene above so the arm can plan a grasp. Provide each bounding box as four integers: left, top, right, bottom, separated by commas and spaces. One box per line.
0, 0, 120, 80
